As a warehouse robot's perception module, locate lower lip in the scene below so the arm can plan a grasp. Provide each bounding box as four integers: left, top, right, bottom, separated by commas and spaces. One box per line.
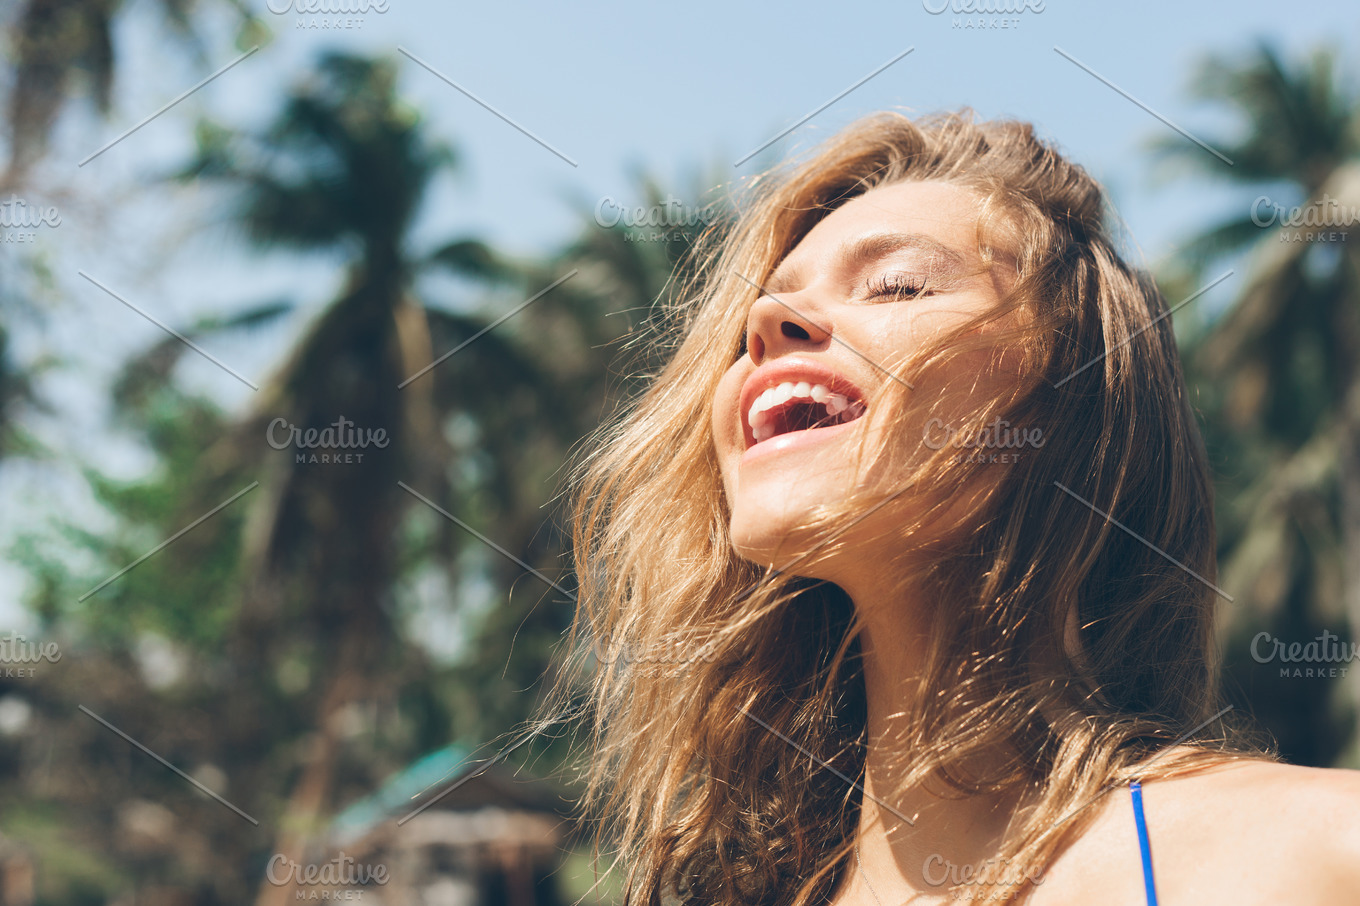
740, 418, 862, 465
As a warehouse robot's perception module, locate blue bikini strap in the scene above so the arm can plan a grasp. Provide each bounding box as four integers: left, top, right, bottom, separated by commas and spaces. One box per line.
1129, 780, 1159, 906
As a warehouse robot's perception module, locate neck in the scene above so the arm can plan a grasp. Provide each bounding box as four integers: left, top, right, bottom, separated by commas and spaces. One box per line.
832, 569, 1025, 900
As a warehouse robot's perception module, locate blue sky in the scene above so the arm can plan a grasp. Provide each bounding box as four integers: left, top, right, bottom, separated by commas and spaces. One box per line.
66, 0, 1355, 260
215, 0, 1354, 259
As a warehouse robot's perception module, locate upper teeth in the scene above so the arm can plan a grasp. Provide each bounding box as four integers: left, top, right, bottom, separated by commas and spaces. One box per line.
748, 381, 857, 442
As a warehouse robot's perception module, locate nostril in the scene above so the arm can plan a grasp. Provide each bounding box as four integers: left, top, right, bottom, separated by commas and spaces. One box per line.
781, 320, 811, 341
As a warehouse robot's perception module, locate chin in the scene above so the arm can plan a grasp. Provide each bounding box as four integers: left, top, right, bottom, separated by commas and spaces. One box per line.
727, 488, 844, 575
729, 520, 797, 569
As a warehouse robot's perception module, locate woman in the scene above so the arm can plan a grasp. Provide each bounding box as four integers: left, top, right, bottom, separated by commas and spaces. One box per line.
565, 111, 1360, 904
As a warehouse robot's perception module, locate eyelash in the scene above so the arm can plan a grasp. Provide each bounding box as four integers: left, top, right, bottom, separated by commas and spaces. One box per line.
866, 274, 930, 301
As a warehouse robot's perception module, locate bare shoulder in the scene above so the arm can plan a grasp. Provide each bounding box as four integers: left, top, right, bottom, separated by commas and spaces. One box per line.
1034, 758, 1360, 905
1141, 759, 1360, 900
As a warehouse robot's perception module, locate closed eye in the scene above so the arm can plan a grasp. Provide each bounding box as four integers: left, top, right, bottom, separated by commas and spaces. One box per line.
865, 273, 931, 301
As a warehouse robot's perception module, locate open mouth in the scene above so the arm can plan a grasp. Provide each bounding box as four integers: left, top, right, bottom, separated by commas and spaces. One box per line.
747, 381, 867, 445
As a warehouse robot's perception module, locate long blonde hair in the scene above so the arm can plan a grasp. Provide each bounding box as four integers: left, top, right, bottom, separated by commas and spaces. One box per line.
563, 110, 1266, 904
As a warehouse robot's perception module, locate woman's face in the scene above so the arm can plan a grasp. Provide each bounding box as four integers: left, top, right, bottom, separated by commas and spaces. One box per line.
711, 179, 1013, 580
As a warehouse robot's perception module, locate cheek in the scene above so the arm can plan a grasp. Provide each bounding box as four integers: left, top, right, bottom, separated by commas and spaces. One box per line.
711, 364, 748, 464
890, 297, 1017, 396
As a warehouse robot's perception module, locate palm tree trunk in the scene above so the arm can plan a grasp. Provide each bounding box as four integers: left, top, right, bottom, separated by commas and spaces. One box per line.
251, 650, 365, 906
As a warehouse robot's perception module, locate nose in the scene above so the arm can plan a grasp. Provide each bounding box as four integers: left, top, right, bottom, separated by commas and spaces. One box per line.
744, 288, 832, 365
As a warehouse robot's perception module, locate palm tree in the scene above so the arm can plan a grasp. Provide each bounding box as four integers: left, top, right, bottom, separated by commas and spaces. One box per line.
110, 51, 592, 901
13, 47, 732, 898
1, 0, 258, 188
1159, 43, 1360, 766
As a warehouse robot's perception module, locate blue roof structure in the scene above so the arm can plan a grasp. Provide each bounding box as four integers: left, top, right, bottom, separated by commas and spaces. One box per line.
329, 743, 472, 844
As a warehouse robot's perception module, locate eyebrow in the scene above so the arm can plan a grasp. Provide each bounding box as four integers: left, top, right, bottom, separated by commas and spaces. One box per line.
764, 230, 969, 295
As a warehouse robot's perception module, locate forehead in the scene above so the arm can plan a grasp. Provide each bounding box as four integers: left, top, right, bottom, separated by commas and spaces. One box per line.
779, 179, 985, 274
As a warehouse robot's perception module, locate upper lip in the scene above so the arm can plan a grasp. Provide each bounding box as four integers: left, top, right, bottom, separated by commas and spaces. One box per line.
737, 356, 868, 450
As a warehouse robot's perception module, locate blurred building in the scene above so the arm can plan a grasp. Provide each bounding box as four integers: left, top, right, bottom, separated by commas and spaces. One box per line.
305, 745, 572, 906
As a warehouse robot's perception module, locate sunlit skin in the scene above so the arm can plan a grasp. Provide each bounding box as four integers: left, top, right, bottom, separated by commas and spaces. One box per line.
712, 180, 1010, 599
709, 180, 1360, 903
